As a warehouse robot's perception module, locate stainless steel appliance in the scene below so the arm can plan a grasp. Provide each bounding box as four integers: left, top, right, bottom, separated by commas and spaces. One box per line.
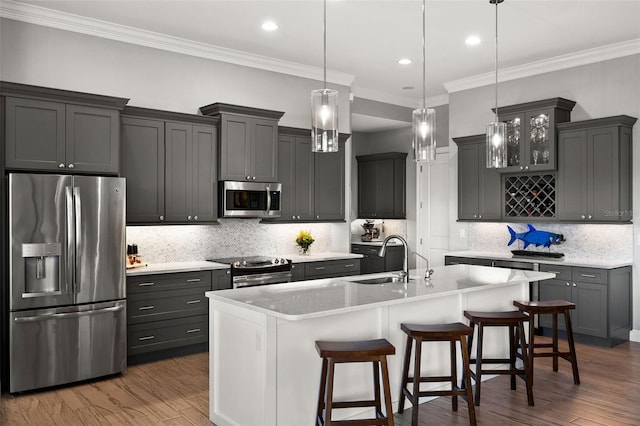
208, 256, 291, 288
220, 181, 282, 218
361, 219, 381, 242
8, 173, 126, 393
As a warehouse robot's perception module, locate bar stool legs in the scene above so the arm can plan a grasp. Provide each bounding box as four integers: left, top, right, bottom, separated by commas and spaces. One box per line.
398, 323, 476, 426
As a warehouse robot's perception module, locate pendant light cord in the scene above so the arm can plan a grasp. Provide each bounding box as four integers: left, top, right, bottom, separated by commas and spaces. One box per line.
494, 0, 499, 122
422, 0, 426, 110
323, 0, 327, 90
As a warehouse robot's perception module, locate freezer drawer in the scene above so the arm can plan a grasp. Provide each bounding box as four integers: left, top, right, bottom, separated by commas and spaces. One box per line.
9, 300, 126, 393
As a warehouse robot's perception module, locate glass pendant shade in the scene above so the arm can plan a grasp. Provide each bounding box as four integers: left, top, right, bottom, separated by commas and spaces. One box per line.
311, 88, 339, 152
486, 121, 507, 168
412, 107, 436, 162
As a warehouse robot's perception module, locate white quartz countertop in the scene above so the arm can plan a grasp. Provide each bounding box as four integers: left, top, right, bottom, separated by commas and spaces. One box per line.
284, 252, 363, 263
206, 265, 554, 320
446, 251, 632, 269
126, 261, 229, 276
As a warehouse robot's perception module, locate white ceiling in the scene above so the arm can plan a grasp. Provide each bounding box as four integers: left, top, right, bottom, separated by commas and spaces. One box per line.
3, 0, 640, 111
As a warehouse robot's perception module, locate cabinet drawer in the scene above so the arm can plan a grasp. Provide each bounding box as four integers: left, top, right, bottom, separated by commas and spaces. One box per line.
127, 315, 208, 355
127, 288, 208, 324
572, 268, 607, 284
305, 259, 361, 278
444, 256, 492, 267
539, 264, 572, 280
127, 271, 212, 294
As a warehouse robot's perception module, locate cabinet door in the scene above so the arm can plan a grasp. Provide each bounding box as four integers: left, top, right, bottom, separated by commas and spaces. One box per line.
5, 97, 65, 171
120, 117, 165, 223
384, 246, 404, 272
277, 135, 296, 220
538, 279, 572, 329
498, 112, 525, 173
220, 115, 251, 181
294, 136, 314, 220
524, 108, 556, 172
291, 263, 305, 282
357, 160, 378, 218
457, 143, 480, 220
588, 126, 620, 221
557, 129, 588, 220
165, 122, 193, 222
313, 142, 344, 221
572, 281, 607, 338
478, 143, 502, 220
252, 118, 279, 182
192, 125, 218, 222
375, 159, 396, 218
65, 105, 119, 174
212, 269, 232, 291
350, 245, 369, 273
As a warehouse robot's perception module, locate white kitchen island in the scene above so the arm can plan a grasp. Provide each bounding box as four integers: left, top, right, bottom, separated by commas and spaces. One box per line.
206, 265, 555, 426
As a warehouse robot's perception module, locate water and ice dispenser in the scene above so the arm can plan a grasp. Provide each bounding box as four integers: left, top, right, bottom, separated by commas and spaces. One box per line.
21, 243, 62, 297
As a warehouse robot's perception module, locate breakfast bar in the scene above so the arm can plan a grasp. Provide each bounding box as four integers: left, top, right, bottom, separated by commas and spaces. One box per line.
206, 265, 555, 426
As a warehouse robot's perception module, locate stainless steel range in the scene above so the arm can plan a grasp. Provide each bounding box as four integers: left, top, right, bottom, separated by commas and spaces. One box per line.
208, 256, 292, 288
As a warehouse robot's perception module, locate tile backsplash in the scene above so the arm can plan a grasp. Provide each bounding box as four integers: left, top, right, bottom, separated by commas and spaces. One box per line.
468, 222, 632, 260
350, 219, 407, 242
127, 220, 337, 263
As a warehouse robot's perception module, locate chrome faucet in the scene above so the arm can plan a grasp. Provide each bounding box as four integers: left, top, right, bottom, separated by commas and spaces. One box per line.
412, 251, 434, 280
379, 234, 410, 283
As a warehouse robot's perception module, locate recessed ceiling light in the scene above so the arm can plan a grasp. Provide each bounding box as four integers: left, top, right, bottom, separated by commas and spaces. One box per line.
261, 21, 278, 31
398, 58, 412, 65
465, 35, 481, 46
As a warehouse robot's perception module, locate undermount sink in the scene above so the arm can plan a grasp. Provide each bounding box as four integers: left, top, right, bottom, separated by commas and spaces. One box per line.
352, 276, 404, 284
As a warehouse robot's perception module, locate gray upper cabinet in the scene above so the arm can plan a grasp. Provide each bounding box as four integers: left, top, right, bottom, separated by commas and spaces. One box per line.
557, 115, 636, 223
278, 127, 314, 221
2, 83, 128, 174
121, 106, 219, 224
199, 103, 284, 183
314, 139, 346, 221
356, 153, 406, 219
453, 134, 501, 221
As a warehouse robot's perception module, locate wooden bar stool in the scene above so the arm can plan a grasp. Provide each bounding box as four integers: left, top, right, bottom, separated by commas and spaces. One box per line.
513, 300, 580, 385
315, 338, 395, 426
463, 310, 534, 407
398, 323, 477, 426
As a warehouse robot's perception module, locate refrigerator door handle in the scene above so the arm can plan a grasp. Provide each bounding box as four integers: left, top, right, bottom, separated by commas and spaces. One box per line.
65, 186, 75, 295
73, 186, 82, 296
13, 305, 125, 323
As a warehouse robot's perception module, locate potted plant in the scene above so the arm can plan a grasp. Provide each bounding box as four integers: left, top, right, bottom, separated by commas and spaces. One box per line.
295, 230, 314, 255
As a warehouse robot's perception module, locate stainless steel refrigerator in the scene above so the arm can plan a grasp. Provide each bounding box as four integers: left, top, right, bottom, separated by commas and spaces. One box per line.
8, 173, 126, 393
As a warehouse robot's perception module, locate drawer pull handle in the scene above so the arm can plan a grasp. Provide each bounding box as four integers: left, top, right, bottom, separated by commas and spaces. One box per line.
186, 278, 201, 283
315, 267, 326, 270
138, 305, 155, 311
187, 299, 201, 304
546, 271, 561, 274
186, 328, 201, 334
138, 282, 155, 287
344, 264, 355, 268
580, 274, 597, 278
138, 335, 155, 341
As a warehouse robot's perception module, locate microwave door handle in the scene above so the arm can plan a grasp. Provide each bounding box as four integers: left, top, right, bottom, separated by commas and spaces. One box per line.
65, 186, 75, 297
265, 186, 272, 214
74, 186, 82, 296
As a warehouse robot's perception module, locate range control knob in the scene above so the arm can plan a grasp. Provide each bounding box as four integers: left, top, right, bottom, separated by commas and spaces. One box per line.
280, 258, 286, 264
274, 259, 279, 264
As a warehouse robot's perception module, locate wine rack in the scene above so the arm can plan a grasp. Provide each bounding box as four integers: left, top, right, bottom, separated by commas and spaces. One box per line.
504, 174, 556, 218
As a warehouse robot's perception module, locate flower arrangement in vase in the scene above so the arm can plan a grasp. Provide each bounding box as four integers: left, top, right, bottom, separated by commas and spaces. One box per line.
295, 230, 314, 255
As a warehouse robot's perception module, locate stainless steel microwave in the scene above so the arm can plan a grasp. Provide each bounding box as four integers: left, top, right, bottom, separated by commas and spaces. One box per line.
220, 181, 282, 218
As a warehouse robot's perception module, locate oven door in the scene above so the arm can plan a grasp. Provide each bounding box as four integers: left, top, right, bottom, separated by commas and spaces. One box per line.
221, 181, 281, 218
233, 271, 292, 289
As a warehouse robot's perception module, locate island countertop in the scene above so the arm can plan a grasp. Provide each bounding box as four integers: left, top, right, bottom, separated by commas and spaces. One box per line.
205, 264, 555, 320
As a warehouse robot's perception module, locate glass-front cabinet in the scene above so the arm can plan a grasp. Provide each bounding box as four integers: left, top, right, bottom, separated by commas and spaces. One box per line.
495, 98, 575, 173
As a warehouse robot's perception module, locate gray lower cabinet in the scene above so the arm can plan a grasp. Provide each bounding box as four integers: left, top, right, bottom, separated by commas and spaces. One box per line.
453, 134, 501, 221
301, 259, 361, 280
4, 91, 126, 174
126, 269, 231, 362
538, 264, 630, 346
556, 115, 636, 223
120, 107, 219, 224
291, 263, 305, 282
356, 153, 407, 219
351, 244, 404, 274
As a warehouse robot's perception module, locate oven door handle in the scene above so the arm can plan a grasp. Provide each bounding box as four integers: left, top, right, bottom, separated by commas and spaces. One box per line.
234, 271, 292, 288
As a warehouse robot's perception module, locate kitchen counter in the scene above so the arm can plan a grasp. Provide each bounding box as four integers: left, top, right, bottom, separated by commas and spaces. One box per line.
206, 265, 553, 425
446, 251, 632, 269
350, 240, 401, 246
283, 251, 362, 263
125, 261, 229, 276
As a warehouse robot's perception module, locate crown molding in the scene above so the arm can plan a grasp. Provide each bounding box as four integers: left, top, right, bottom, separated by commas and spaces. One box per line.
444, 38, 640, 93
0, 0, 355, 87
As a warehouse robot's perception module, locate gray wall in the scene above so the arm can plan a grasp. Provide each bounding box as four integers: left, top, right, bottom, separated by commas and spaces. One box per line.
447, 54, 640, 337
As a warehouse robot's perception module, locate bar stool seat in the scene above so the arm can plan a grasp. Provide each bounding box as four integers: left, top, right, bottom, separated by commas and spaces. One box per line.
463, 310, 534, 407
316, 338, 395, 426
398, 322, 476, 426
513, 300, 580, 385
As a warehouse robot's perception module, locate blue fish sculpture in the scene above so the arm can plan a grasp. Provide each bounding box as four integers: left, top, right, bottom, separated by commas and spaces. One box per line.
507, 224, 564, 249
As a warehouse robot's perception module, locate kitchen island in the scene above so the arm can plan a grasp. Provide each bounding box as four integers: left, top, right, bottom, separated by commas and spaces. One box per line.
206, 265, 555, 426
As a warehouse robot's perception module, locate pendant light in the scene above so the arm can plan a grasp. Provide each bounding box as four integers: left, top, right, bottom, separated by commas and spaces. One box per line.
311, 0, 338, 153
412, 0, 436, 162
486, 0, 507, 168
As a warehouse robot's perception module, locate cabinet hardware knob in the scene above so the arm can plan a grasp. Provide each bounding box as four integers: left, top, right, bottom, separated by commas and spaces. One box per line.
478, 215, 482, 219
138, 336, 155, 341
298, 216, 301, 219
187, 215, 192, 220
186, 328, 201, 334
520, 166, 524, 170
292, 215, 296, 219
159, 215, 164, 221
566, 282, 570, 286
186, 300, 201, 304
573, 283, 577, 287
139, 282, 155, 287
587, 215, 592, 219
246, 176, 251, 180
316, 215, 320, 219
194, 215, 198, 220
58, 163, 65, 168
524, 166, 529, 170
68, 164, 74, 169
581, 215, 586, 219
226, 270, 230, 274
186, 278, 201, 282
138, 305, 155, 311
252, 176, 256, 180
473, 214, 477, 218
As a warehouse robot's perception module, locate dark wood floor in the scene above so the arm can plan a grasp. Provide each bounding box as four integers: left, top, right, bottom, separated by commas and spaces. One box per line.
2, 338, 639, 425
